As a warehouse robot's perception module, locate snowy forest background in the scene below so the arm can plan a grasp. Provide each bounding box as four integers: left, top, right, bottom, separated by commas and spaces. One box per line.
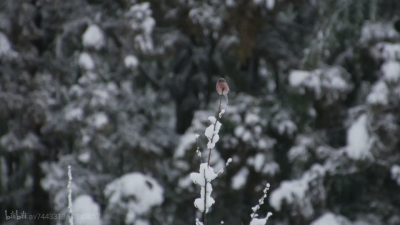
1, 0, 400, 225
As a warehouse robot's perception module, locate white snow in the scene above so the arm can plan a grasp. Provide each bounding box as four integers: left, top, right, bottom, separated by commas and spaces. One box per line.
288, 145, 310, 163
65, 108, 84, 121
310, 212, 340, 225
128, 2, 152, 20
142, 17, 155, 35
189, 5, 222, 31
196, 218, 204, 225
266, 0, 275, 9
174, 132, 197, 158
250, 213, 273, 225
245, 113, 260, 125
80, 129, 91, 145
367, 80, 389, 105
376, 43, 400, 61
278, 120, 297, 136
254, 125, 262, 136
68, 166, 74, 225
135, 219, 150, 225
190, 163, 218, 213
242, 130, 252, 142
104, 173, 164, 222
107, 82, 119, 95
234, 126, 245, 137
90, 89, 110, 106
82, 25, 105, 50
190, 163, 218, 187
73, 195, 101, 225
289, 67, 352, 103
124, 55, 139, 69
21, 133, 40, 150
89, 112, 109, 129
391, 165, 400, 185
207, 133, 219, 149
226, 0, 235, 7
269, 179, 307, 211
79, 52, 95, 70
127, 2, 155, 34
289, 70, 310, 87
250, 183, 272, 225
205, 118, 222, 149
178, 175, 193, 188
208, 116, 216, 124
382, 61, 400, 83
0, 133, 17, 151
0, 32, 12, 57
219, 109, 226, 118
253, 0, 263, 5
79, 72, 98, 85
78, 152, 90, 163
247, 153, 265, 172
135, 34, 154, 53
346, 114, 372, 160
175, 161, 189, 170
203, 149, 225, 172
262, 162, 280, 176
360, 22, 400, 44
231, 167, 249, 190
194, 182, 215, 213
269, 164, 325, 215
329, 73, 348, 90
258, 139, 268, 149
0, 133, 27, 152
253, 153, 265, 172
69, 85, 84, 97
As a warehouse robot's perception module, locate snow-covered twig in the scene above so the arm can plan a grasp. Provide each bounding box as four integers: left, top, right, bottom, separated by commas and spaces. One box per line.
191, 163, 217, 225
249, 184, 272, 225
191, 92, 225, 225
67, 165, 74, 225
191, 88, 271, 225
203, 168, 208, 224
216, 158, 232, 176
207, 90, 224, 166
195, 134, 202, 162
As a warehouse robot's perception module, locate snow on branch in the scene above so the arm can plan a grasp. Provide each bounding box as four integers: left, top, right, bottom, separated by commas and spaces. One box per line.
190, 163, 218, 213
67, 165, 74, 225
190, 83, 271, 225
250, 183, 273, 225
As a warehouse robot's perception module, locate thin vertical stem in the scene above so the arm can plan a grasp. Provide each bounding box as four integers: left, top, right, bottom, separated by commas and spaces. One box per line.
202, 168, 207, 225
207, 90, 224, 167
204, 89, 225, 225
67, 165, 74, 225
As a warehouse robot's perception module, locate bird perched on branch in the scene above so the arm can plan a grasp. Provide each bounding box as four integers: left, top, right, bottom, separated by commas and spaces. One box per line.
216, 78, 230, 105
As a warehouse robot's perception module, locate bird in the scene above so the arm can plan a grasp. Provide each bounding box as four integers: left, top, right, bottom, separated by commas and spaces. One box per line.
216, 78, 230, 105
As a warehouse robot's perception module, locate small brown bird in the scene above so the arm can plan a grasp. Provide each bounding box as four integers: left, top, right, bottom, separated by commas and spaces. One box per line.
216, 78, 230, 104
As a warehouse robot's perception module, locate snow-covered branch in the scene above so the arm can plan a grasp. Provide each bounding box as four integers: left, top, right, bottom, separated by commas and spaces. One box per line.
250, 184, 272, 225
67, 165, 74, 225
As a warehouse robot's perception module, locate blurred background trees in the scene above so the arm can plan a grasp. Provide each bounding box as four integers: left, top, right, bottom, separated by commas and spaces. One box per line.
0, 0, 400, 224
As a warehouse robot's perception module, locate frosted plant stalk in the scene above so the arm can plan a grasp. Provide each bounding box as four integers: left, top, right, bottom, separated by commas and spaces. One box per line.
250, 183, 272, 225
206, 92, 224, 166
191, 83, 271, 225
191, 93, 226, 225
67, 165, 74, 225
